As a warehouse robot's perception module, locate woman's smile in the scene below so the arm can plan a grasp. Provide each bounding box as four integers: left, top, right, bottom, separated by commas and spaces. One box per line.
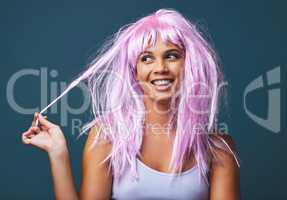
150, 78, 174, 92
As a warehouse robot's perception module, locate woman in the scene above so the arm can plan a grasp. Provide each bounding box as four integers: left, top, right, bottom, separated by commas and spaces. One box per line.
21, 9, 240, 200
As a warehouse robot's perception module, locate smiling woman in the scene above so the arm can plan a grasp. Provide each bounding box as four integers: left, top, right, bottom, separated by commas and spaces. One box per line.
22, 8, 240, 200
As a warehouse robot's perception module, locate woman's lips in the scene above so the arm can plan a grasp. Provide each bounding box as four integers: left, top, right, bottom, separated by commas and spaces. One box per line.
150, 81, 173, 92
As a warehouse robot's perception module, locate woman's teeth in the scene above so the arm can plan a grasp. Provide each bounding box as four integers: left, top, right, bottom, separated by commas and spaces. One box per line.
152, 79, 172, 86
150, 79, 173, 91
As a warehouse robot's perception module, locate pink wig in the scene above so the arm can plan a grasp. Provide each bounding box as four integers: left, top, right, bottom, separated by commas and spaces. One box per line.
40, 8, 240, 184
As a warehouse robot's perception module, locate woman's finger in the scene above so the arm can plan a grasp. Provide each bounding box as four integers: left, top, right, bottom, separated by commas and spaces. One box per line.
37, 113, 56, 129
31, 113, 37, 126
31, 126, 41, 133
22, 130, 34, 144
22, 127, 40, 138
34, 113, 47, 127
22, 131, 31, 144
22, 126, 42, 144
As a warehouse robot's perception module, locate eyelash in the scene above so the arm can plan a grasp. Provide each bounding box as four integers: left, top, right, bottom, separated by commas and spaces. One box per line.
166, 53, 179, 60
141, 53, 180, 63
141, 55, 152, 62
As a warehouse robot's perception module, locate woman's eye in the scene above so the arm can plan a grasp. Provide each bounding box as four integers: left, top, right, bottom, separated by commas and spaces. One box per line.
141, 55, 153, 63
166, 53, 179, 60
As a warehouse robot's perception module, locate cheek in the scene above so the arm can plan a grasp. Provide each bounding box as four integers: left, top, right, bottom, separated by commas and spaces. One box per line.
135, 66, 152, 93
169, 61, 184, 76
136, 64, 150, 81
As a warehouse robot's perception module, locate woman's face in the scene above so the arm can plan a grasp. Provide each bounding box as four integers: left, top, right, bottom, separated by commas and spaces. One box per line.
136, 36, 185, 102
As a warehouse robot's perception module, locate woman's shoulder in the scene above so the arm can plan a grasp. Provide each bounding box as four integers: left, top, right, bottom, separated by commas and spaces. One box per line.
82, 123, 112, 163
85, 124, 112, 149
208, 132, 239, 167
209, 132, 237, 151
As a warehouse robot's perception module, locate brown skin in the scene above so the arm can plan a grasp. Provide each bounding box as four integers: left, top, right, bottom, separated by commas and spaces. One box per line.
21, 36, 240, 200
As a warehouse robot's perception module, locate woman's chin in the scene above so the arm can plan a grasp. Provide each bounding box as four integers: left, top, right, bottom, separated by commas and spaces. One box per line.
150, 92, 175, 102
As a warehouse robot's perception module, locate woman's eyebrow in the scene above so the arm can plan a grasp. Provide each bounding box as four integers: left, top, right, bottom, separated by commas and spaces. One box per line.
164, 48, 182, 54
139, 48, 183, 57
140, 50, 153, 55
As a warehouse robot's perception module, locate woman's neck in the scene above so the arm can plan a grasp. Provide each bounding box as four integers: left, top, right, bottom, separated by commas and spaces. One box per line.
143, 98, 176, 136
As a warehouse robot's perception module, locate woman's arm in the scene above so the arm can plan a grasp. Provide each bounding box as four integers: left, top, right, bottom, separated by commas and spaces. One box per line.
48, 148, 78, 200
209, 134, 240, 200
79, 125, 113, 199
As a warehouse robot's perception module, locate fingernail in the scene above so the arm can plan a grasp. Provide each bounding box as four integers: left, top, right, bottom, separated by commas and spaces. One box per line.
35, 120, 39, 127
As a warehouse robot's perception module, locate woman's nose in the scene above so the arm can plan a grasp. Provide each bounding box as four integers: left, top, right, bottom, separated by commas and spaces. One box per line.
154, 59, 169, 73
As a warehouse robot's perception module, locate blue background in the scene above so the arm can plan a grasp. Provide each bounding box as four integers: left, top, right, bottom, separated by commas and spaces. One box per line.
1, 0, 286, 199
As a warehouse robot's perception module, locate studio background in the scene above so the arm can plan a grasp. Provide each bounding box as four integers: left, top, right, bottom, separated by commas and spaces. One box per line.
1, 0, 286, 199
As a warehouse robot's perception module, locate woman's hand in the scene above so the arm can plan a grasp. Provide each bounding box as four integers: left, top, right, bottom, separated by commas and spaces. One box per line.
22, 112, 68, 158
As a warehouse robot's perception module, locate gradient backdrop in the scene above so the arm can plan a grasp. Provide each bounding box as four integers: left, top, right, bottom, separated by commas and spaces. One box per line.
1, 0, 286, 199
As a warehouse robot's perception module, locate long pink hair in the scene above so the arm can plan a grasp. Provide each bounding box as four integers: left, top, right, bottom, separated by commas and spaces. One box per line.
40, 8, 240, 184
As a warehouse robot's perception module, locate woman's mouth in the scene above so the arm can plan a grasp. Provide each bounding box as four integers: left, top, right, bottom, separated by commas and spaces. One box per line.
150, 79, 174, 91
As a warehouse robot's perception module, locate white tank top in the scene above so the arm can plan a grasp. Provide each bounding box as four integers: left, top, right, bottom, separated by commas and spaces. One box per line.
112, 158, 209, 200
